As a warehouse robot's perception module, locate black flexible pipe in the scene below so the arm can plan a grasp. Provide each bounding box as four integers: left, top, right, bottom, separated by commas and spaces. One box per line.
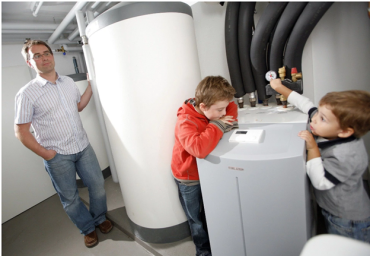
269, 2, 308, 75
238, 2, 256, 94
225, 2, 245, 98
284, 2, 333, 78
250, 2, 288, 101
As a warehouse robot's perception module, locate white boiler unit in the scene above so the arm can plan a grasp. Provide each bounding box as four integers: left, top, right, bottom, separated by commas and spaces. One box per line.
197, 104, 314, 256
86, 2, 201, 243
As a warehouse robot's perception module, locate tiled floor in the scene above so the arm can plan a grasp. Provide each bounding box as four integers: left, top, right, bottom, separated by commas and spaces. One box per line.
2, 176, 196, 256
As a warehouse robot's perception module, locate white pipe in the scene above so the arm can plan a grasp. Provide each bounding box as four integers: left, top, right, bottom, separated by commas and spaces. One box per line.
53, 39, 80, 44
76, 12, 86, 38
68, 28, 81, 41
2, 23, 76, 30
86, 10, 95, 23
90, 2, 100, 9
2, 29, 54, 34
48, 2, 87, 44
33, 1, 43, 17
62, 45, 83, 52
76, 10, 119, 183
30, 2, 37, 12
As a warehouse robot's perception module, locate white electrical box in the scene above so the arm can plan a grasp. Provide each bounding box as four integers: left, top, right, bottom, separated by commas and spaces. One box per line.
229, 129, 264, 143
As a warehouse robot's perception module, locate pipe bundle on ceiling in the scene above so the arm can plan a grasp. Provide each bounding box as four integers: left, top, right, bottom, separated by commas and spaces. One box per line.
225, 2, 333, 103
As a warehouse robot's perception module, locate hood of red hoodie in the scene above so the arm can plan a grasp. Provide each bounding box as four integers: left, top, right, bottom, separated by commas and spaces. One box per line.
177, 98, 208, 120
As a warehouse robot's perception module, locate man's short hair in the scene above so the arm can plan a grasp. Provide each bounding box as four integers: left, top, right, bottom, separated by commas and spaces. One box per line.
21, 40, 53, 62
319, 90, 370, 138
194, 76, 236, 108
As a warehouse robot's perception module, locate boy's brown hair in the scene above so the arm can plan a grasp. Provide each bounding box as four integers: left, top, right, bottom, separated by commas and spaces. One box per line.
319, 90, 370, 138
195, 76, 235, 108
21, 40, 53, 62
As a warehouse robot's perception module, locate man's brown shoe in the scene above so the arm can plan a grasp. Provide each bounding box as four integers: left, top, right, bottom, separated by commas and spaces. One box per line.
84, 230, 98, 248
98, 219, 113, 234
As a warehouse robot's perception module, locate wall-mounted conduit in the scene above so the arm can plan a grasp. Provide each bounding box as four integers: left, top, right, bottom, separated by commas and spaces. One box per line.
225, 2, 333, 106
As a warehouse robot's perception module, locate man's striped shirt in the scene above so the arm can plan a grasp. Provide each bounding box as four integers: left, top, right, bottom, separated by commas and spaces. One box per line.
15, 74, 89, 155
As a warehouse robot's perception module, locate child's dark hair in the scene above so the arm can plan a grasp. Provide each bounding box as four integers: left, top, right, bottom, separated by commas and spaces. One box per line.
194, 76, 235, 108
319, 90, 370, 138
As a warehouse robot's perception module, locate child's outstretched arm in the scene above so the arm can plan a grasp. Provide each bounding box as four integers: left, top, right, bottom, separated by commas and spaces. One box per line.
271, 79, 315, 114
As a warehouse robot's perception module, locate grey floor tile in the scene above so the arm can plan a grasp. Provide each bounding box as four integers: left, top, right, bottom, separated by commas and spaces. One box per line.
2, 194, 153, 256
79, 176, 196, 256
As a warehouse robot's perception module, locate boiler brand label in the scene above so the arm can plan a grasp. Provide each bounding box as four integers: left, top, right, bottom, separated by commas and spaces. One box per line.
228, 166, 244, 171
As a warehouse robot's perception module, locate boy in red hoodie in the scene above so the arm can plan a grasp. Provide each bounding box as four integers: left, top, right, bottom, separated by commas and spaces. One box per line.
171, 76, 238, 256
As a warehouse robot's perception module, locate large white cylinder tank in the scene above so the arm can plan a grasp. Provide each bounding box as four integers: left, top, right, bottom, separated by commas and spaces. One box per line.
86, 2, 201, 242
67, 73, 110, 184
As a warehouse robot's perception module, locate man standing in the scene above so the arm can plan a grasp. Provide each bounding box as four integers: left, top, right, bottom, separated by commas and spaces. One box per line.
14, 40, 112, 248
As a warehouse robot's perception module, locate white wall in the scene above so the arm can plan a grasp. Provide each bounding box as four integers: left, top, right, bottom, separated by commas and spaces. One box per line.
2, 43, 87, 223
191, 2, 370, 157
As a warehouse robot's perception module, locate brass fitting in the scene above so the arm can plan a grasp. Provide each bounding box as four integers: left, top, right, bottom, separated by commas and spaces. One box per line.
278, 66, 286, 80
263, 99, 269, 106
276, 94, 282, 105
280, 95, 287, 108
295, 73, 302, 80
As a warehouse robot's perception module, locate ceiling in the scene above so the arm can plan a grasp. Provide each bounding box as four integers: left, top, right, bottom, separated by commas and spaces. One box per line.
1, 1, 120, 45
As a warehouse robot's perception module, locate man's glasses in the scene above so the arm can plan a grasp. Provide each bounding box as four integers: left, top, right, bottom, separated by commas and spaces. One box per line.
32, 51, 52, 60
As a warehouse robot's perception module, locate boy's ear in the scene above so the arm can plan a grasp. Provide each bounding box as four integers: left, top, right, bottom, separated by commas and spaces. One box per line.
199, 103, 208, 112
338, 127, 354, 138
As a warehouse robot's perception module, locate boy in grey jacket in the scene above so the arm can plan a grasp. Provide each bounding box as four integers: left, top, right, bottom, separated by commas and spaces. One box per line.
271, 78, 370, 243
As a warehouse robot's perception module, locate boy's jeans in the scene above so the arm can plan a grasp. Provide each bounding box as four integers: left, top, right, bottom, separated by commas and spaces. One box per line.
175, 179, 212, 256
322, 208, 370, 243
44, 144, 107, 235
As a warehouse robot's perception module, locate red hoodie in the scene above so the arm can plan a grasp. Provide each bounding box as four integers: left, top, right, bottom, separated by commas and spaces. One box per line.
171, 99, 238, 181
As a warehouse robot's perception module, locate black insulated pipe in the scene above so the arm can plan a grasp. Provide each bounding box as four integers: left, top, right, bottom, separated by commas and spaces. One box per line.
238, 2, 256, 94
250, 2, 288, 102
284, 2, 333, 79
225, 2, 246, 98
269, 2, 308, 75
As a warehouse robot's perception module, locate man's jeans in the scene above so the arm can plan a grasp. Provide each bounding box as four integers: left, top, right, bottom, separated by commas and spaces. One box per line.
322, 208, 370, 243
44, 144, 107, 235
175, 179, 212, 256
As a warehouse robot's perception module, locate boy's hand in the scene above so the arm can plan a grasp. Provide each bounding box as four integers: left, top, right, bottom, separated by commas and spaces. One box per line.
298, 130, 316, 149
298, 130, 321, 160
270, 79, 284, 92
270, 79, 293, 99
219, 115, 235, 126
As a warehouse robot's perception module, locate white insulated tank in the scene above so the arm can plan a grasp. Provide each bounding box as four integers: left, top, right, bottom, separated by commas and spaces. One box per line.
86, 2, 201, 243
67, 73, 110, 183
